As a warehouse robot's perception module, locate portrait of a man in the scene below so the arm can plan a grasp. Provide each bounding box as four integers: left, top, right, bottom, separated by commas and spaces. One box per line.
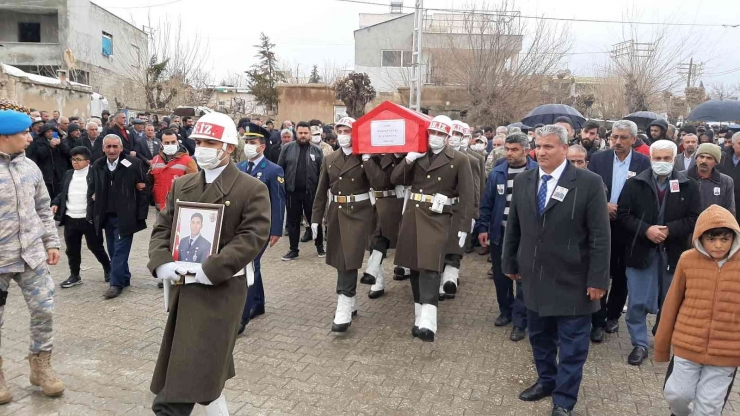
177, 213, 212, 264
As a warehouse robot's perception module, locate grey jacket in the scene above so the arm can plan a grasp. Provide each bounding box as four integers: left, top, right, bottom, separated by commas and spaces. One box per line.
674, 152, 695, 172
687, 166, 736, 216
277, 141, 323, 193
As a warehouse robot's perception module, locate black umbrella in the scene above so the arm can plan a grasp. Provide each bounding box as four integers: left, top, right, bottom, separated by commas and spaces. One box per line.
624, 111, 665, 131
507, 122, 531, 130
687, 100, 740, 122
521, 104, 586, 129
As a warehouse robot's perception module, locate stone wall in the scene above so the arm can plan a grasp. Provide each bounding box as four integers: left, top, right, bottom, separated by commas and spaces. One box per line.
277, 84, 404, 123
0, 66, 92, 118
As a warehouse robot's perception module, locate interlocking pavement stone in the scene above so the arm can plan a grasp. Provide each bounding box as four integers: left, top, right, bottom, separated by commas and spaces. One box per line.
0, 207, 738, 415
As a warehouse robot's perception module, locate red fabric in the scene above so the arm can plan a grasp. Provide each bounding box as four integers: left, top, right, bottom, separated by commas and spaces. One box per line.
657, 187, 667, 206
150, 154, 194, 210
119, 126, 129, 142
634, 143, 650, 156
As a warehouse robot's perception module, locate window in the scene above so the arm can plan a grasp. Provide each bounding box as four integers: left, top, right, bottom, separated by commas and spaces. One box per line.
102, 32, 113, 56
18, 23, 41, 43
381, 50, 413, 67
131, 44, 140, 68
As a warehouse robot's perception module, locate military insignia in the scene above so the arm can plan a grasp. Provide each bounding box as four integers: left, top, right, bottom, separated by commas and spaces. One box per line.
277, 176, 284, 184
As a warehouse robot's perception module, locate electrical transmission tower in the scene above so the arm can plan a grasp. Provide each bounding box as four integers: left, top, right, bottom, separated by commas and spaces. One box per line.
409, 0, 424, 112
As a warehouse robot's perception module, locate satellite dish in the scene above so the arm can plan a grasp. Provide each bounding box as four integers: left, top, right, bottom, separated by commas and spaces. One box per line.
63, 48, 76, 70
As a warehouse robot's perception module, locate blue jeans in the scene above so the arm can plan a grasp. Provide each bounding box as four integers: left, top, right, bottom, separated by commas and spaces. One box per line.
241, 245, 267, 325
527, 310, 591, 411
625, 251, 673, 348
104, 216, 133, 289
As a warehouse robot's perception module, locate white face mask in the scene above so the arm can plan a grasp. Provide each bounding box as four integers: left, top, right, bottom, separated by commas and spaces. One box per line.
448, 136, 461, 148
651, 161, 673, 176
429, 133, 446, 150
460, 138, 470, 150
244, 143, 260, 160
162, 144, 178, 156
194, 144, 226, 170
311, 135, 322, 144
338, 134, 352, 148
471, 143, 486, 153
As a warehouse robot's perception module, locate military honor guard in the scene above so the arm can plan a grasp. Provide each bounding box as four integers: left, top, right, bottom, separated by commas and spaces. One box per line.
148, 113, 271, 415
237, 123, 286, 334
391, 115, 474, 342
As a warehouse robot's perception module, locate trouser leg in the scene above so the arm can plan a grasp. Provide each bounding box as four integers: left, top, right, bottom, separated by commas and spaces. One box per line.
336, 270, 358, 298
370, 237, 390, 258
552, 314, 591, 410
694, 362, 737, 415
606, 246, 628, 321
527, 309, 558, 391
654, 270, 675, 333
286, 192, 303, 251
625, 255, 660, 348
303, 191, 323, 248
663, 356, 701, 416
106, 217, 133, 289
409, 269, 420, 303
418, 269, 441, 306
82, 219, 111, 272
152, 390, 196, 416
242, 247, 267, 325
512, 280, 527, 329
444, 253, 462, 268
64, 218, 84, 276
491, 243, 514, 318
591, 293, 608, 328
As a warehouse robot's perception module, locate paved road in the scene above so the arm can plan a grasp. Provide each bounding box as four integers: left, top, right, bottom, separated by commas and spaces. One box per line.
0, 208, 738, 415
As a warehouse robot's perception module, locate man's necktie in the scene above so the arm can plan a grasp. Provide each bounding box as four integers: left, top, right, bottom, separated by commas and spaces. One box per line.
537, 174, 552, 215
246, 162, 254, 175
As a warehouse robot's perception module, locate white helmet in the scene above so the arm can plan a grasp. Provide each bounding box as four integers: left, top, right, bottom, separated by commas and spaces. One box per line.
429, 115, 452, 136
451, 120, 465, 136
189, 112, 238, 145
462, 122, 472, 138
336, 116, 356, 130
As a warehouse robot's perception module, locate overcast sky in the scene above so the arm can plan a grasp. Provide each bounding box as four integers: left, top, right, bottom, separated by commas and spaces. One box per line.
95, 0, 740, 90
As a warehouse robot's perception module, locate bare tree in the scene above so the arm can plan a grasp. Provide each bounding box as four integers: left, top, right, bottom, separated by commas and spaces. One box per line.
321, 60, 349, 86
431, 1, 572, 126
708, 82, 740, 100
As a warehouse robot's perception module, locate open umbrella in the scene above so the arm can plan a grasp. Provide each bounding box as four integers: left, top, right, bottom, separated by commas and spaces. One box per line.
521, 104, 586, 129
624, 111, 665, 131
506, 122, 531, 130
687, 100, 740, 122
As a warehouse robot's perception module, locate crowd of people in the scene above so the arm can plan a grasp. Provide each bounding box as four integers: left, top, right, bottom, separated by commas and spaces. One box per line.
1, 98, 740, 415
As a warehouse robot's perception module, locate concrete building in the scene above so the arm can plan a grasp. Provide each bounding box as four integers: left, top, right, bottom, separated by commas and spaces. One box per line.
204, 85, 266, 117
354, 7, 522, 93
0, 0, 148, 112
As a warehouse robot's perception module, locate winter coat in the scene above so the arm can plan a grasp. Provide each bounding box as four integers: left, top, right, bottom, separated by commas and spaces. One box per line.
655, 204, 740, 366
717, 152, 740, 221
88, 155, 148, 236
147, 162, 270, 403
26, 124, 72, 198
616, 168, 701, 272
391, 146, 475, 272
445, 149, 485, 255
148, 147, 198, 210
648, 119, 668, 142
686, 165, 735, 216
277, 141, 323, 193
362, 154, 404, 248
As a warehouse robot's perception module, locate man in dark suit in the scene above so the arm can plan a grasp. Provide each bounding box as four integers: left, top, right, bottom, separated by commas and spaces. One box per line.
503, 124, 611, 416
587, 119, 651, 341
177, 213, 212, 264
236, 124, 286, 333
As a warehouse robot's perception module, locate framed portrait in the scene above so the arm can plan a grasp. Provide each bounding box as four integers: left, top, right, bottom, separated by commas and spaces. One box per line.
171, 201, 225, 271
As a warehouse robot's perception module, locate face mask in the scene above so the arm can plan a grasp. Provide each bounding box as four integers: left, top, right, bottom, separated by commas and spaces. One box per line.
471, 143, 486, 153
429, 134, 446, 150
651, 161, 673, 176
311, 135, 322, 144
162, 144, 178, 156
244, 143, 260, 160
289, 126, 294, 131
194, 145, 225, 170
338, 134, 352, 148
460, 138, 470, 150
448, 136, 461, 148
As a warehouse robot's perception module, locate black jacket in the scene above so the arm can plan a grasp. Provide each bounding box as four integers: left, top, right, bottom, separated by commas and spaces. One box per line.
616, 168, 701, 272
717, 152, 740, 220
88, 155, 148, 236
277, 141, 323, 193
266, 142, 282, 164
51, 168, 92, 225
26, 124, 72, 197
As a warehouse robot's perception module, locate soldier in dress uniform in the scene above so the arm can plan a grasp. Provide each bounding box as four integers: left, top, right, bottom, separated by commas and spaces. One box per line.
236, 123, 286, 334
310, 117, 384, 332
359, 153, 405, 298
177, 213, 212, 264
391, 115, 474, 342
461, 123, 487, 254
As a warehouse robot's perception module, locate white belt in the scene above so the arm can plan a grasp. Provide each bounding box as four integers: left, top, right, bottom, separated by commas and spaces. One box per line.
409, 192, 458, 205
330, 192, 371, 203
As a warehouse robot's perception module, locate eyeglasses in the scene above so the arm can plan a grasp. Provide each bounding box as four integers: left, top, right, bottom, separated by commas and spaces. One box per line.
70, 158, 88, 163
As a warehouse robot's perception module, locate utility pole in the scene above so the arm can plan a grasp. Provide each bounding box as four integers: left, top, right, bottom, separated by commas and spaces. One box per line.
409, 0, 423, 112
678, 58, 704, 89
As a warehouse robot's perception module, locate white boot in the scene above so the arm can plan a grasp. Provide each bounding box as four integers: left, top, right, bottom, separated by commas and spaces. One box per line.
369, 265, 385, 298
441, 266, 459, 297
332, 294, 354, 332
361, 250, 383, 284
205, 393, 229, 416
412, 303, 422, 337
438, 277, 446, 301
418, 304, 437, 342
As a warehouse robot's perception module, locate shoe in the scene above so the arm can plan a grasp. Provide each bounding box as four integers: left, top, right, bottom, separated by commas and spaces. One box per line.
464, 245, 474, 254
158, 281, 164, 289
627, 346, 648, 366
518, 383, 552, 402
317, 247, 326, 258
281, 250, 299, 261
300, 228, 312, 242
393, 266, 410, 281
412, 326, 420, 337
487, 269, 493, 278
552, 405, 572, 416
362, 250, 382, 285
237, 322, 247, 335
0, 357, 12, 404
495, 315, 512, 327
479, 246, 490, 255
605, 318, 619, 333
360, 273, 376, 285
249, 306, 265, 320
590, 326, 605, 343
510, 327, 526, 342
103, 269, 111, 283
417, 328, 435, 342
28, 351, 64, 397
332, 295, 355, 332
103, 286, 122, 299
60, 275, 82, 288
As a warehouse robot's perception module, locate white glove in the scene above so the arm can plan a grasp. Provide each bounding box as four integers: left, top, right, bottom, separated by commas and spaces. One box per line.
155, 262, 180, 281
471, 219, 475, 233
193, 265, 214, 285
458, 231, 467, 248
405, 152, 425, 163
311, 223, 319, 240
362, 154, 371, 162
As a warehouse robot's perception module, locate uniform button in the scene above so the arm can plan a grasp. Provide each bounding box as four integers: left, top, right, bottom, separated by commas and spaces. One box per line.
416, 204, 419, 207
419, 189, 423, 192
339, 205, 343, 209
438, 177, 441, 181
339, 176, 343, 180
351, 206, 354, 209
451, 165, 454, 168
351, 178, 354, 182
426, 175, 430, 178
338, 191, 342, 195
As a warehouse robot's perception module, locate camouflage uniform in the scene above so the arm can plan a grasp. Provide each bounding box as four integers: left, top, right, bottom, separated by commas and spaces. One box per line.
0, 151, 60, 354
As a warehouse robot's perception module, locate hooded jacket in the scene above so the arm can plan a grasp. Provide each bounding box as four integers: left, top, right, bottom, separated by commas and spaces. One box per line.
26, 123, 72, 198
647, 119, 668, 142
148, 144, 197, 210
655, 205, 740, 366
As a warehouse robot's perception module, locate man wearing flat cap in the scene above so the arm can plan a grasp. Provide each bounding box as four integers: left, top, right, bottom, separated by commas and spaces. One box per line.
687, 143, 735, 215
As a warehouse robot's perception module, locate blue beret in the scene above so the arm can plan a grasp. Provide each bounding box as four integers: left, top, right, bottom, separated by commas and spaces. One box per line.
0, 110, 32, 135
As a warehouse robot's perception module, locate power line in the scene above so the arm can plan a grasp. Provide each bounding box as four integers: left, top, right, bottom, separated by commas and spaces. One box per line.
92, 0, 183, 9
336, 0, 740, 28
